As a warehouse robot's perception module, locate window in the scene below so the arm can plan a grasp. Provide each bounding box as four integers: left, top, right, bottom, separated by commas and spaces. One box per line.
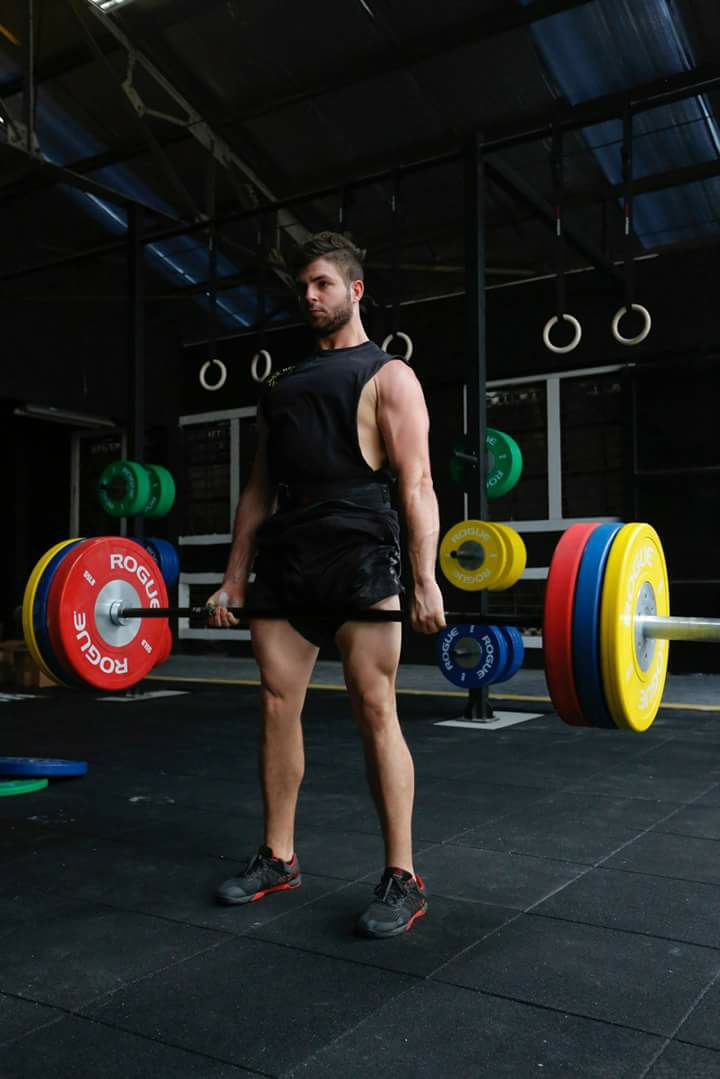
561, 376, 625, 518
181, 421, 232, 539
487, 383, 548, 521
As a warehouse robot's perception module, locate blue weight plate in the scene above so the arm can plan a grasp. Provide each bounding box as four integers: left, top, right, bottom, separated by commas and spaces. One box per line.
573, 523, 623, 729
130, 536, 154, 561
436, 624, 509, 688
34, 540, 86, 687
0, 757, 88, 778
495, 626, 525, 684
142, 538, 180, 589
155, 538, 180, 590
492, 626, 515, 683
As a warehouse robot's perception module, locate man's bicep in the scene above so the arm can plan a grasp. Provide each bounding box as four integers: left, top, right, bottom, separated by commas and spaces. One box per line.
377, 363, 431, 482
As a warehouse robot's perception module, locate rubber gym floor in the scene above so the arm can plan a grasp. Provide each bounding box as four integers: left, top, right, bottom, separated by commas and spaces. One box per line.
2, 661, 720, 1078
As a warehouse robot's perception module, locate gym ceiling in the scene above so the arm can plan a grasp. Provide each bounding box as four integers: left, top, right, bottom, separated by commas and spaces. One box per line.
1, 0, 719, 339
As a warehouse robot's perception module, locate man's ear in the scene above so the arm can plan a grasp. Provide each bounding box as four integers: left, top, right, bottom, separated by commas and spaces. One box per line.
351, 278, 365, 304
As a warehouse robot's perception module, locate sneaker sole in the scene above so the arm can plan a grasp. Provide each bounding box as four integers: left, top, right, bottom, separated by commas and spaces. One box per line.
216, 876, 302, 906
356, 902, 428, 939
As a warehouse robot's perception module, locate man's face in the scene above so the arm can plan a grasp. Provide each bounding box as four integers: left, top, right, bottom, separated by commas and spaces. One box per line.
296, 257, 358, 336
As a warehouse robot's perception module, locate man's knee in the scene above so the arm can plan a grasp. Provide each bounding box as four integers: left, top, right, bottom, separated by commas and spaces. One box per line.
350, 684, 398, 738
260, 679, 304, 722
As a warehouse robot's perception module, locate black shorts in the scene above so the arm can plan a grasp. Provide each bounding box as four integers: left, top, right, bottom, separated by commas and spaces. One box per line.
246, 499, 403, 648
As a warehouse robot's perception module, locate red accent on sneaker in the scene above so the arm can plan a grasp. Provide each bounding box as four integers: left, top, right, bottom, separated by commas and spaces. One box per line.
404, 905, 428, 932
249, 879, 301, 902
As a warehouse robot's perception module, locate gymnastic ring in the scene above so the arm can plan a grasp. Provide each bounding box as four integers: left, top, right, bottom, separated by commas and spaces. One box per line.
382, 332, 414, 362
611, 304, 652, 346
251, 349, 273, 383
199, 358, 227, 391
542, 314, 582, 354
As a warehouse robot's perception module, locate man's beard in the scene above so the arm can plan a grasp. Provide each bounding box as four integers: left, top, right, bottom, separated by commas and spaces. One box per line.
307, 294, 353, 336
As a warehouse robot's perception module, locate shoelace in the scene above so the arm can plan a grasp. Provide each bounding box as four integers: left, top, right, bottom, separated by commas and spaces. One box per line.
375, 873, 411, 906
244, 849, 276, 882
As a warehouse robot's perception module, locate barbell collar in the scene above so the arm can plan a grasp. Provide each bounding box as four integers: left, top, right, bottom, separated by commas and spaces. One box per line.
452, 450, 479, 466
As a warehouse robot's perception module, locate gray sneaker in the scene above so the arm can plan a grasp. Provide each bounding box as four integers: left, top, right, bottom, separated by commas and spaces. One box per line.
356, 868, 427, 938
216, 845, 301, 905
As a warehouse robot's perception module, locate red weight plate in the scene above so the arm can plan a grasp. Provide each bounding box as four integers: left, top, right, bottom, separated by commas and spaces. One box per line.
543, 523, 600, 727
154, 623, 173, 667
47, 537, 168, 691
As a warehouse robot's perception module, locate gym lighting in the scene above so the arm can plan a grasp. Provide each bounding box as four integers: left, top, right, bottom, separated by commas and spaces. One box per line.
13, 404, 117, 429
87, 0, 135, 12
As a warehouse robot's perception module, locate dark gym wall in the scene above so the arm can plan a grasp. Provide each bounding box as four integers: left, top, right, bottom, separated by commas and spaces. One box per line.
3, 243, 719, 670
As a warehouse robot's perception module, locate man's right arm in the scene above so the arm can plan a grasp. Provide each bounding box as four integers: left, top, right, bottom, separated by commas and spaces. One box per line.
208, 416, 275, 624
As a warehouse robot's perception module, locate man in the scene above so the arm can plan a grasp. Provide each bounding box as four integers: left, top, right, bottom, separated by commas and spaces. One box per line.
208, 231, 445, 938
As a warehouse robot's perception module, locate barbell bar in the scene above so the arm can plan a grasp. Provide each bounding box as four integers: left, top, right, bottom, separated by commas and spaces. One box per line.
113, 604, 720, 643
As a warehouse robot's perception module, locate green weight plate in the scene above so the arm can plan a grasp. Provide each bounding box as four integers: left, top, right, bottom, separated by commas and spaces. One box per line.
98, 460, 152, 517
449, 431, 523, 498
144, 464, 176, 518
486, 429, 523, 499
0, 778, 49, 797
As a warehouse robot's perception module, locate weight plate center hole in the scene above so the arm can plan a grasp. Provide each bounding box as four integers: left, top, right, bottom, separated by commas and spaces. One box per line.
451, 636, 482, 669
635, 581, 657, 673
95, 581, 142, 648
451, 540, 485, 571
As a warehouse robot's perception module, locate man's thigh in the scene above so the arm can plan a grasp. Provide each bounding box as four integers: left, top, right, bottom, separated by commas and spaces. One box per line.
335, 595, 402, 704
250, 619, 319, 698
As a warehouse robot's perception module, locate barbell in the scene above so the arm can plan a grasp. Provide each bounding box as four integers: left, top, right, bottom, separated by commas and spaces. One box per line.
21, 526, 720, 732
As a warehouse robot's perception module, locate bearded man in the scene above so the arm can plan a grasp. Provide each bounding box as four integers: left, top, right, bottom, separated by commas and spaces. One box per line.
209, 232, 445, 937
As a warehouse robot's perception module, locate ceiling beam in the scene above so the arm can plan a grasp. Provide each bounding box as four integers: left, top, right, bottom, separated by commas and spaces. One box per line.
0, 0, 229, 99
563, 155, 720, 209
3, 16, 717, 215
0, 139, 172, 215
0, 0, 593, 107
216, 0, 596, 123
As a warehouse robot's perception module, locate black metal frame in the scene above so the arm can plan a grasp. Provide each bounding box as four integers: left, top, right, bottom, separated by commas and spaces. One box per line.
127, 204, 145, 536
22, 0, 35, 155
1, 46, 719, 286
463, 135, 492, 722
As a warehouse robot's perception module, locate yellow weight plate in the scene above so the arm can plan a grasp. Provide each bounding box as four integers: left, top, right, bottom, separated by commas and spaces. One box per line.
438, 520, 508, 591
22, 539, 82, 687
599, 523, 669, 732
487, 523, 513, 590
489, 524, 527, 592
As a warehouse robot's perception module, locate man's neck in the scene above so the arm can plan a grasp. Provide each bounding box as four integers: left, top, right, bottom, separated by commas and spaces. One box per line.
317, 321, 369, 351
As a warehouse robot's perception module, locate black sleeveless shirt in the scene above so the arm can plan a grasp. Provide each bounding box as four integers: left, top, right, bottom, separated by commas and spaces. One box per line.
260, 340, 396, 487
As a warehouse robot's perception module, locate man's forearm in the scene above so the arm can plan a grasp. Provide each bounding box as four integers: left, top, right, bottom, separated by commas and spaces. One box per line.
399, 477, 440, 586
222, 490, 274, 589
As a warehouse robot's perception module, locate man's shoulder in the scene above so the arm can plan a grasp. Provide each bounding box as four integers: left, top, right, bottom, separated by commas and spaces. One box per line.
376, 357, 418, 389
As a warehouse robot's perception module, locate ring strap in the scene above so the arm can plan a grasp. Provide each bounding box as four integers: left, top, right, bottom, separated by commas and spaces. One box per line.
621, 108, 636, 308
551, 123, 567, 319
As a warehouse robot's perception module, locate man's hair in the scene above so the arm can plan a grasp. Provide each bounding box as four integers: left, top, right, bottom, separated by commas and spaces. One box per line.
289, 231, 366, 285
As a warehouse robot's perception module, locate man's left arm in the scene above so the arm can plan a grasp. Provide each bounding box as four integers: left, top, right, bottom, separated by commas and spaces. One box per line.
376, 360, 446, 634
